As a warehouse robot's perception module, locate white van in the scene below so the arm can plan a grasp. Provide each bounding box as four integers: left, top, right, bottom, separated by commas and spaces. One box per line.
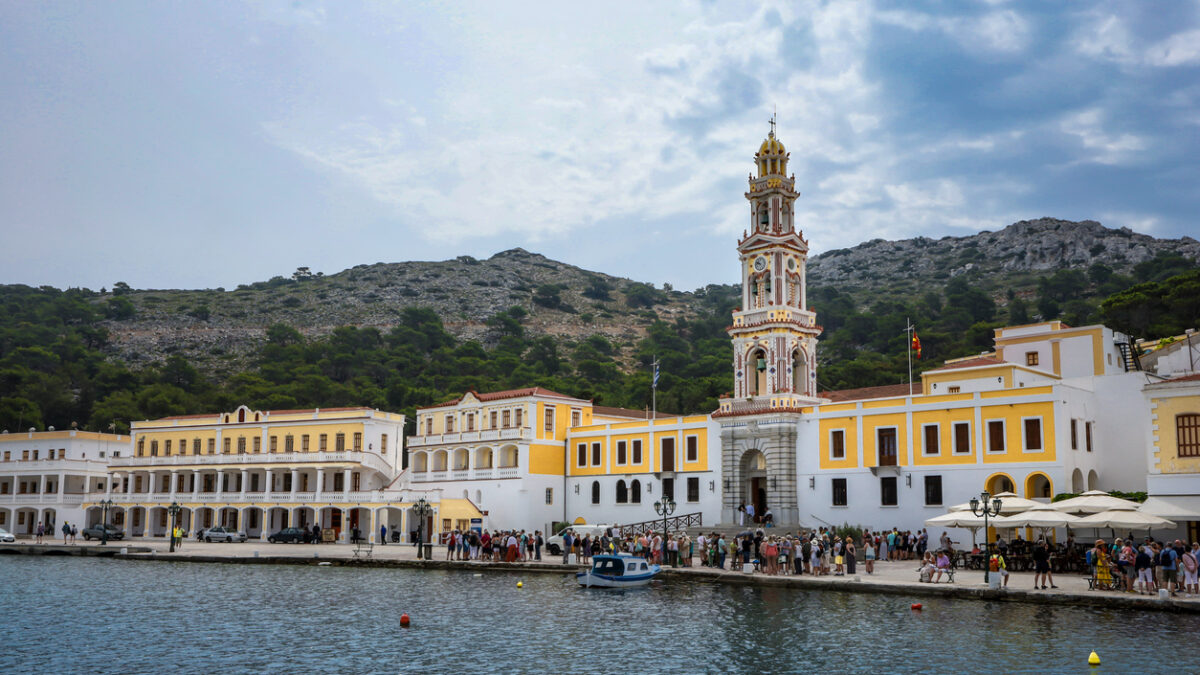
546, 524, 613, 555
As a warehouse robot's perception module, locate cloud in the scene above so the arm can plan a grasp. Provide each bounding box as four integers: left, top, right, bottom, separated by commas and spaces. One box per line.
1058, 108, 1146, 165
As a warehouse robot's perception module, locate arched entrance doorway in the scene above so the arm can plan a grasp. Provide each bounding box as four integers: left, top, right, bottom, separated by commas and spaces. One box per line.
741, 450, 767, 522
985, 473, 1015, 496
1025, 472, 1052, 500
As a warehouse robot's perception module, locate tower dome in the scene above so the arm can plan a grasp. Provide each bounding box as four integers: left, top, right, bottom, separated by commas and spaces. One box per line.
754, 121, 789, 177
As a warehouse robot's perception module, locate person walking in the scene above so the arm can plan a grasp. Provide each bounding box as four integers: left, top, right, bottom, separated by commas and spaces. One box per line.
70, 523, 78, 545
380, 524, 387, 546
61, 521, 71, 545
35, 521, 44, 544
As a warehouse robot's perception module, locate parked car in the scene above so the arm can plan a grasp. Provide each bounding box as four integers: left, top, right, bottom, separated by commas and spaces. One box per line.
81, 524, 124, 541
0, 527, 15, 543
267, 527, 309, 544
546, 524, 612, 556
203, 527, 247, 543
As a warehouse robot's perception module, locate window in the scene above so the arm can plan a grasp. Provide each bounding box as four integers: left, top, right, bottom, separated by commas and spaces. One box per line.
237, 437, 246, 454
150, 441, 159, 456
687, 477, 699, 502
545, 488, 553, 505
381, 434, 388, 452
335, 433, 346, 451
208, 438, 216, 454
1025, 351, 1039, 366
270, 436, 278, 453
503, 410, 512, 428
577, 443, 587, 467
515, 408, 523, 427
923, 424, 939, 455
632, 439, 643, 464
1, 451, 7, 461
353, 432, 362, 451
445, 415, 455, 434
222, 438, 230, 454
284, 435, 294, 452
252, 437, 261, 453
571, 410, 581, 427
948, 386, 961, 394
616, 440, 627, 465
880, 476, 898, 506
832, 478, 847, 506
302, 434, 311, 452
1071, 419, 1078, 450
953, 422, 971, 454
830, 429, 845, 460
591, 442, 601, 466
877, 428, 898, 466
164, 439, 172, 456
616, 480, 628, 503
987, 420, 1005, 452
631, 479, 642, 504
686, 435, 698, 463
1023, 418, 1042, 451
591, 481, 601, 504
661, 437, 675, 471
137, 438, 145, 456
544, 408, 554, 433
425, 418, 433, 435
492, 411, 500, 428
924, 475, 943, 506
663, 477, 675, 501
319, 434, 327, 451
1178, 414, 1200, 458
466, 415, 475, 432
1085, 421, 1093, 452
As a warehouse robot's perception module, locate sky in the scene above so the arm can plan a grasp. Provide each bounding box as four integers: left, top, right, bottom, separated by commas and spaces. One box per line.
1, 1, 1198, 293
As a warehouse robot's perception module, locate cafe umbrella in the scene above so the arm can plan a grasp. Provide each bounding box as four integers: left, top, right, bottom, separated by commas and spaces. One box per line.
991, 503, 1084, 539
1072, 504, 1176, 539
1049, 490, 1140, 515
924, 511, 991, 549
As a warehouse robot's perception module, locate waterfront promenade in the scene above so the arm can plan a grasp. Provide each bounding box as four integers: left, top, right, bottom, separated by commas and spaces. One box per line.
7, 540, 1197, 614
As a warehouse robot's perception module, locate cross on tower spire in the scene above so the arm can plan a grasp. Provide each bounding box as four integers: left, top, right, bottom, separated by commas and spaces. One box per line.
769, 109, 776, 138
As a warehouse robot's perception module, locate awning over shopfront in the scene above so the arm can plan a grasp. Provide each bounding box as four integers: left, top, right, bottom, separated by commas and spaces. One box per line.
1140, 495, 1200, 520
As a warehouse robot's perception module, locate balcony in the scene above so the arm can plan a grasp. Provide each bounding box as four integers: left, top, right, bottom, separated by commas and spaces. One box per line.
0, 458, 109, 474
101, 490, 395, 505
108, 451, 394, 476
407, 427, 531, 447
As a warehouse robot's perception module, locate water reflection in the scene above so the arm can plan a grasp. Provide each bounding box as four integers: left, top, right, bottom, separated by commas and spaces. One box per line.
0, 557, 1196, 674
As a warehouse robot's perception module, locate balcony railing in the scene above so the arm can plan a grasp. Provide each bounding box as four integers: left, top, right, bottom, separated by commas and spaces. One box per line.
101, 490, 392, 505
407, 427, 531, 447
409, 466, 524, 482
108, 450, 394, 476
0, 458, 110, 473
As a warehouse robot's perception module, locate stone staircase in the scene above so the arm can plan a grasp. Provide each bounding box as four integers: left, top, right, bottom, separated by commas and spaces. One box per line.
682, 523, 810, 539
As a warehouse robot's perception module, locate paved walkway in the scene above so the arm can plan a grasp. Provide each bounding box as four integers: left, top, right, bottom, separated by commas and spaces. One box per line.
17, 540, 1195, 612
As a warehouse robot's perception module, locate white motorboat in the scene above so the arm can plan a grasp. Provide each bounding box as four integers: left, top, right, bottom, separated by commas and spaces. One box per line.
576, 553, 661, 588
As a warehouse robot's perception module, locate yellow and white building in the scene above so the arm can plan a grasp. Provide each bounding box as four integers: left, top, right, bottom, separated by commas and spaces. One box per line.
1141, 374, 1200, 543
1, 429, 126, 538
404, 388, 722, 533
94, 404, 480, 544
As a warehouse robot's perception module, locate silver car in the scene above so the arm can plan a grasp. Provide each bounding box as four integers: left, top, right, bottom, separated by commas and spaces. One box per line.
0, 527, 15, 543
203, 527, 247, 543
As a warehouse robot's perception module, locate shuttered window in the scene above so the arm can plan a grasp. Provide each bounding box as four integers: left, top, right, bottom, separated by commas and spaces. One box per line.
1179, 414, 1200, 458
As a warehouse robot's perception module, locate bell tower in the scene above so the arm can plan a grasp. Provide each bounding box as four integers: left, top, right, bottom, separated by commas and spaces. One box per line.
715, 120, 823, 527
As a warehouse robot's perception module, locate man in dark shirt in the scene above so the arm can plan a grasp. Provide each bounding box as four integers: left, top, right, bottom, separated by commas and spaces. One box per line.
1032, 541, 1056, 589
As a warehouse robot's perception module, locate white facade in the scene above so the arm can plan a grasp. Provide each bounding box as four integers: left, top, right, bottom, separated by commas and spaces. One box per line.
0, 429, 128, 538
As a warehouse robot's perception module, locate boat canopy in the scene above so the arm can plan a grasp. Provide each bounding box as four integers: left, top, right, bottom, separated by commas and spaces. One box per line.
593, 556, 625, 575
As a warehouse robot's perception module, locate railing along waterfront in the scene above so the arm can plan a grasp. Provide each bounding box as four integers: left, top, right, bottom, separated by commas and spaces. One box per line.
618, 511, 703, 537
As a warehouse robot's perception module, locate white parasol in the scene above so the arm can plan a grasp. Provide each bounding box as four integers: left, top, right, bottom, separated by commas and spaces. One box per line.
1050, 490, 1140, 515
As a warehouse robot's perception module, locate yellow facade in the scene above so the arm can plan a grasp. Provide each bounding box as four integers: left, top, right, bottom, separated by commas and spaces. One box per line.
1148, 389, 1200, 474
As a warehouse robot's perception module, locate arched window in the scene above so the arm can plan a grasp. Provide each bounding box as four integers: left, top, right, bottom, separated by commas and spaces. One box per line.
591, 481, 601, 505
631, 479, 642, 504
413, 452, 428, 473
750, 348, 768, 396
616, 480, 628, 504
792, 349, 807, 395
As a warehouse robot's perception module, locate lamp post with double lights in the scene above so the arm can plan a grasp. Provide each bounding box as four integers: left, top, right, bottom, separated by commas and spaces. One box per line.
413, 497, 432, 559
168, 501, 181, 553
654, 496, 676, 565
99, 498, 114, 545
970, 491, 1003, 583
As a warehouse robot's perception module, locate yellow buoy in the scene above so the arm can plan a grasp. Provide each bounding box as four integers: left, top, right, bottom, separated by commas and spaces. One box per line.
1088, 651, 1101, 666
517, 581, 523, 588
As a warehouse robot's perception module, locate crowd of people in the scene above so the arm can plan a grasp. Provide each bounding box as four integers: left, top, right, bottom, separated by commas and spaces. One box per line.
1090, 537, 1200, 597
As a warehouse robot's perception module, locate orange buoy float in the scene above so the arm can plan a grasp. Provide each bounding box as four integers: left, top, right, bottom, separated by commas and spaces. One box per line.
911, 603, 922, 610
400, 613, 411, 627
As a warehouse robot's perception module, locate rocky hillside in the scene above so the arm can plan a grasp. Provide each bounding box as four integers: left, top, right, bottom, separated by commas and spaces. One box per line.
808, 217, 1200, 297
95, 218, 1198, 378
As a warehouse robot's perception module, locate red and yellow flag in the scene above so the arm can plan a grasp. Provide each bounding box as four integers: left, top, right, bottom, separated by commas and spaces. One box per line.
911, 331, 922, 359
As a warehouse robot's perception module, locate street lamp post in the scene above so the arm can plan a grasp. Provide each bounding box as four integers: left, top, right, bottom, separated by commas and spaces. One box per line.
100, 498, 113, 546
413, 497, 431, 560
168, 501, 181, 553
970, 491, 1003, 584
653, 496, 676, 566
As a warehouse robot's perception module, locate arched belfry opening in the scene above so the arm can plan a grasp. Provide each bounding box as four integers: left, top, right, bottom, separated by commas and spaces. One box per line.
749, 347, 768, 396
792, 349, 807, 395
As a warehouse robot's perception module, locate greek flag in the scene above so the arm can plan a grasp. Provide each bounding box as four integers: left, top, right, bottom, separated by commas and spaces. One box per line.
652, 360, 660, 389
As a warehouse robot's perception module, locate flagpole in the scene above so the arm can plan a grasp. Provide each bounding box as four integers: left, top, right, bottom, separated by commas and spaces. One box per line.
905, 318, 914, 395
651, 355, 659, 422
